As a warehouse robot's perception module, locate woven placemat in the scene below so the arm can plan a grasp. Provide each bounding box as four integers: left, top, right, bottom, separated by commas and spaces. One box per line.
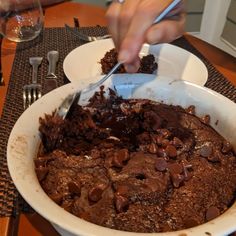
0, 27, 236, 217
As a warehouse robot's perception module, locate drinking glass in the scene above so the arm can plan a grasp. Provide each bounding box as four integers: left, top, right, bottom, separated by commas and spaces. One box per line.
0, 0, 44, 42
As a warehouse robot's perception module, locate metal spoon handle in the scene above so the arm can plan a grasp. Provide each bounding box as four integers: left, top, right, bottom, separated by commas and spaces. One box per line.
47, 51, 59, 77
154, 0, 181, 24
84, 62, 122, 93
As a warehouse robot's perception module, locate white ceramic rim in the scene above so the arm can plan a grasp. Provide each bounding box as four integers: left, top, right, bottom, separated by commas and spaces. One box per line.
7, 75, 236, 236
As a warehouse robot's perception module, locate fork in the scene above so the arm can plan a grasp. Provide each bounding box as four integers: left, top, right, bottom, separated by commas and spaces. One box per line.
57, 62, 121, 119
23, 57, 43, 109
65, 24, 111, 42
58, 0, 182, 119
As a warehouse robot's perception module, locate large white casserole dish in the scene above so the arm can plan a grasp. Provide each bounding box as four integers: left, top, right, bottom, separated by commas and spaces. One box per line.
7, 74, 236, 236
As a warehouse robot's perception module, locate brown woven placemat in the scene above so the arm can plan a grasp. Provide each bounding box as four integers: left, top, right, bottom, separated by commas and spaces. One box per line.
0, 27, 236, 217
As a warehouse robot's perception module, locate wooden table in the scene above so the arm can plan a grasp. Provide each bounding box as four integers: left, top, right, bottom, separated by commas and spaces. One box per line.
0, 2, 236, 235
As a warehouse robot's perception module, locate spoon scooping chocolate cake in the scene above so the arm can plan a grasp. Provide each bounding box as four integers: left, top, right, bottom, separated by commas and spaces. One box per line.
100, 48, 158, 74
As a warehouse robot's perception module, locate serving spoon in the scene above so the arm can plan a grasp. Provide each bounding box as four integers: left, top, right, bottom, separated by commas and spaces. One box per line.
57, 0, 182, 119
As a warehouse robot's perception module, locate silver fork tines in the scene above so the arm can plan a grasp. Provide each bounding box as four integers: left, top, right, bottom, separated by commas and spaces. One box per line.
23, 84, 42, 109
65, 24, 111, 42
23, 57, 43, 109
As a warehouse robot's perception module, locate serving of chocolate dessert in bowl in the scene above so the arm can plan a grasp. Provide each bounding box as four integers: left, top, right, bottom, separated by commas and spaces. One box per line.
100, 48, 158, 75
7, 74, 236, 236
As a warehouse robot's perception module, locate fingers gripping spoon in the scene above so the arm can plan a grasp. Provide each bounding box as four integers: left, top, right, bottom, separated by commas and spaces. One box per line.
57, 0, 182, 119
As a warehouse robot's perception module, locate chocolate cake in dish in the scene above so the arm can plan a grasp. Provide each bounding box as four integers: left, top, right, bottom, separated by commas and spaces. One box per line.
100, 48, 158, 74
36, 87, 236, 233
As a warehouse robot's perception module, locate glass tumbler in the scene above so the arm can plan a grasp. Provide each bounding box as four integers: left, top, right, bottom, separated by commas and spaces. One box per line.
0, 0, 44, 42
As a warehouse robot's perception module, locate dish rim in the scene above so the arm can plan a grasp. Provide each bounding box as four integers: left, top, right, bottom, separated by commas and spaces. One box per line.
7, 75, 236, 236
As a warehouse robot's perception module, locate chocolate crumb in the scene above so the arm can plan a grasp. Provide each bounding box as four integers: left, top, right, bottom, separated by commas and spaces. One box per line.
186, 105, 195, 115
184, 218, 199, 228
155, 158, 168, 172
206, 206, 220, 221
68, 181, 81, 196
205, 232, 212, 236
166, 145, 177, 158
88, 183, 107, 203
100, 48, 157, 74
222, 141, 232, 154
200, 144, 213, 158
201, 115, 210, 124
115, 194, 129, 213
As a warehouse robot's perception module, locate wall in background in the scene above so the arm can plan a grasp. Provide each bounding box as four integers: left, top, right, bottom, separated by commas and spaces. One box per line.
185, 0, 205, 32
221, 0, 236, 51
200, 0, 235, 57
72, 0, 235, 57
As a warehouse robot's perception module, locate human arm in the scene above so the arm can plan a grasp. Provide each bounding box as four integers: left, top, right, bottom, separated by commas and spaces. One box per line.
106, 0, 186, 72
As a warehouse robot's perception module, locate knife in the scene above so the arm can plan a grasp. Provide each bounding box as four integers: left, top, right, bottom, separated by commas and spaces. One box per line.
44, 50, 59, 94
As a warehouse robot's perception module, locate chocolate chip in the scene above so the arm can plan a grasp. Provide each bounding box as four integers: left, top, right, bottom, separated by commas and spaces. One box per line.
68, 181, 81, 196
201, 115, 210, 124
166, 145, 177, 158
148, 143, 158, 153
186, 105, 195, 115
184, 218, 198, 228
116, 185, 129, 196
158, 129, 171, 139
172, 137, 183, 148
161, 139, 170, 147
222, 141, 232, 154
206, 206, 220, 221
168, 163, 183, 175
200, 144, 212, 158
119, 149, 129, 160
112, 149, 129, 167
157, 148, 168, 157
171, 173, 184, 188
155, 158, 168, 172
208, 150, 221, 163
156, 136, 163, 146
205, 232, 212, 236
35, 166, 49, 181
115, 195, 129, 213
88, 183, 106, 202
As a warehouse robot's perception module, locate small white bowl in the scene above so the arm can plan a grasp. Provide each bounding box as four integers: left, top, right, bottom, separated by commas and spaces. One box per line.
7, 74, 236, 236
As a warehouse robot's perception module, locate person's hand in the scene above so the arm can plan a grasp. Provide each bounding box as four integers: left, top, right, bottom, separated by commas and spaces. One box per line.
106, 0, 186, 72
